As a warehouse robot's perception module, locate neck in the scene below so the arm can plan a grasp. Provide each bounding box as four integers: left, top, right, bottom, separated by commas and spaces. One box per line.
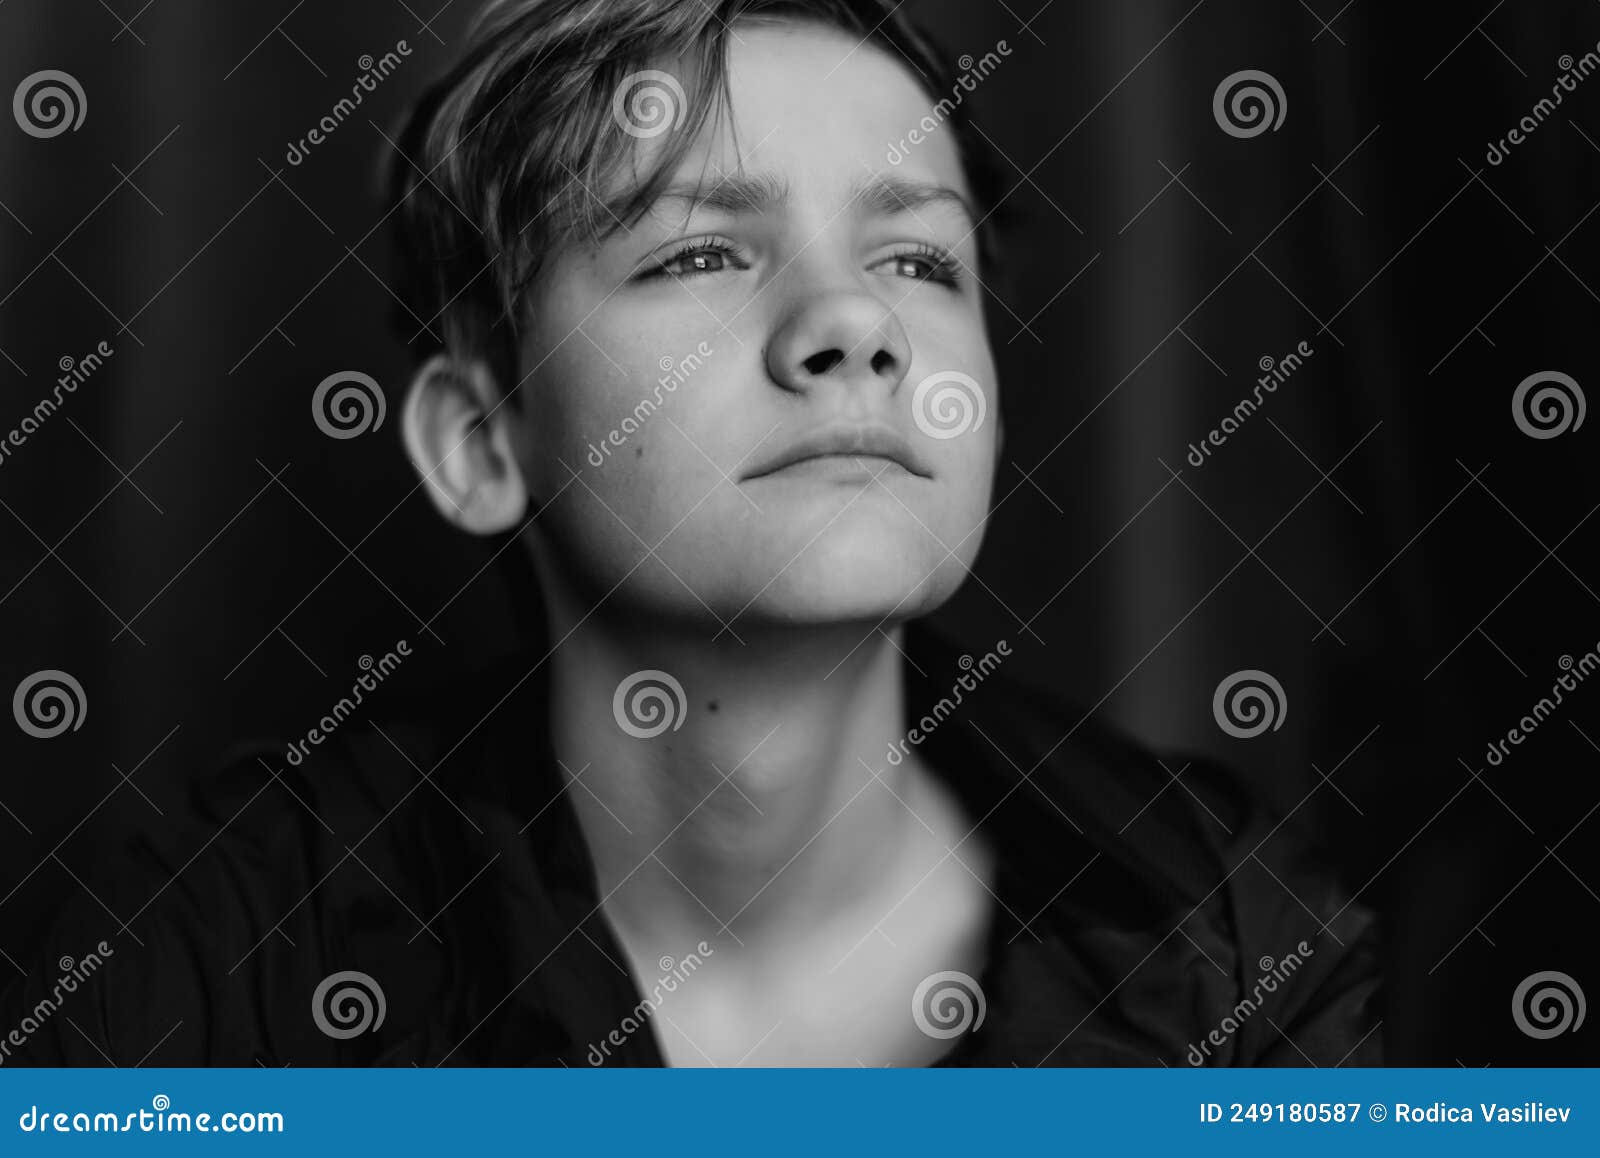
539, 597, 924, 956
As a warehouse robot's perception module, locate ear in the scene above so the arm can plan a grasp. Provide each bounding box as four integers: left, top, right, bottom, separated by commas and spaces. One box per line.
400, 353, 529, 534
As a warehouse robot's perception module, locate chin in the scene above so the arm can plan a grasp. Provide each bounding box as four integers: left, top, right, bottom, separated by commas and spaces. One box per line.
741, 530, 972, 626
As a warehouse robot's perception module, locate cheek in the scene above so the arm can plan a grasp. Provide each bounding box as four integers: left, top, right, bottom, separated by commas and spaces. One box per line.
516, 292, 732, 493
519, 336, 672, 487
930, 427, 999, 552
514, 341, 730, 577
913, 359, 1000, 498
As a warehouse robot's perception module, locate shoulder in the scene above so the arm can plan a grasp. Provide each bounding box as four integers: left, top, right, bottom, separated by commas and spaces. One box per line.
0, 662, 538, 1066
910, 625, 1255, 904
936, 637, 1383, 1066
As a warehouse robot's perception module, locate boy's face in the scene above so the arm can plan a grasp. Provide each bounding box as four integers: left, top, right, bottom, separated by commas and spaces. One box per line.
510, 19, 999, 630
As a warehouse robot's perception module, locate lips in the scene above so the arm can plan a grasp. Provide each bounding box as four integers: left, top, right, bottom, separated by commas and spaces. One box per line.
741, 421, 932, 481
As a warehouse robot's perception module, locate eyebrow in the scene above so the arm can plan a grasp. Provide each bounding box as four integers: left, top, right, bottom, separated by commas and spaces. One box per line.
649, 171, 976, 228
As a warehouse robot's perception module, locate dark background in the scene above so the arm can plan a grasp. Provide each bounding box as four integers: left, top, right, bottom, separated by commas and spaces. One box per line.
2, 0, 1596, 1064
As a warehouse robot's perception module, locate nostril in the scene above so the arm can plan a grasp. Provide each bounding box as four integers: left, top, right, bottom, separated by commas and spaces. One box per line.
869, 349, 896, 376
802, 349, 844, 375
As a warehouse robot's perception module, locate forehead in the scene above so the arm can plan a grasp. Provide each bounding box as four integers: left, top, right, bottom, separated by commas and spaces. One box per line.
638, 18, 975, 211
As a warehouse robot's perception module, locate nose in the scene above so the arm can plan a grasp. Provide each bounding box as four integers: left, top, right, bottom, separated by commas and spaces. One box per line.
765, 285, 911, 398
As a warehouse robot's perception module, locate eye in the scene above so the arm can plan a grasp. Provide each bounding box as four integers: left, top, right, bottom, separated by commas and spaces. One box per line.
876, 243, 964, 288
666, 248, 726, 276
640, 237, 746, 281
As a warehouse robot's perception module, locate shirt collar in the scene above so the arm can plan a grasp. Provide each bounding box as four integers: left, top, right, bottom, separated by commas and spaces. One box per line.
449, 620, 1186, 1064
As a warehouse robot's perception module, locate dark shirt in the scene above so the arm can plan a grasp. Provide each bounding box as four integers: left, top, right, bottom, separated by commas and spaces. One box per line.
1, 623, 1383, 1066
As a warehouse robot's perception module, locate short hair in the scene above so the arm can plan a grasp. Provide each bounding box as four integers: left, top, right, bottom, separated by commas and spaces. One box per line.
383, 0, 1008, 394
